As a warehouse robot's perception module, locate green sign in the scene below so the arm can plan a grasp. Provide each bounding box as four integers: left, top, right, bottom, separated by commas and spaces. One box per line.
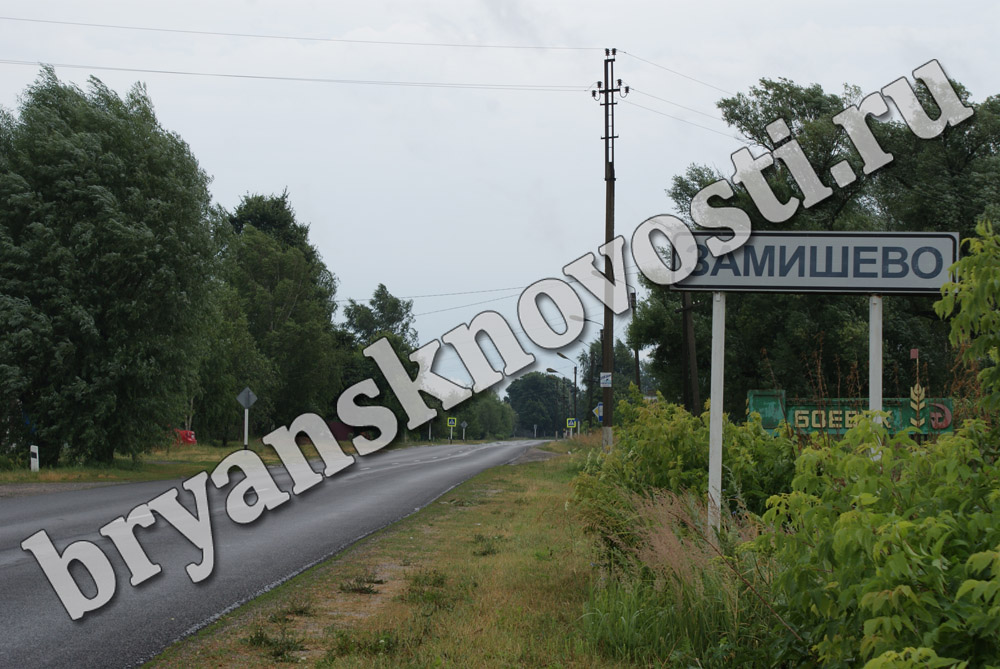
747, 389, 954, 436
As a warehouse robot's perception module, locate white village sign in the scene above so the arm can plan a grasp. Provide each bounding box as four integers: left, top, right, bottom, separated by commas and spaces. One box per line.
673, 231, 959, 536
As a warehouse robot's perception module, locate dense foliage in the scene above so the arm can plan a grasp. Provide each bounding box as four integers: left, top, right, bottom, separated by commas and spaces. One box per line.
630, 77, 1000, 415
504, 371, 575, 437
0, 69, 214, 464
574, 396, 797, 567
577, 221, 1000, 666
936, 217, 1000, 411
0, 70, 517, 463
751, 419, 1000, 667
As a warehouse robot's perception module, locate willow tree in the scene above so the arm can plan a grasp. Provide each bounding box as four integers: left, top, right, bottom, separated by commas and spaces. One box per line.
0, 69, 215, 464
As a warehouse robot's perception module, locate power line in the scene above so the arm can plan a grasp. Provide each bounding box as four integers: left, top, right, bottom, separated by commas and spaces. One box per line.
0, 59, 587, 92
0, 16, 600, 51
619, 50, 732, 95
413, 293, 520, 317
630, 88, 725, 122
624, 99, 746, 141
336, 285, 525, 303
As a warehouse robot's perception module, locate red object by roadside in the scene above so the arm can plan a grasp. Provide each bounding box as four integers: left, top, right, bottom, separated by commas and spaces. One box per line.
174, 429, 197, 445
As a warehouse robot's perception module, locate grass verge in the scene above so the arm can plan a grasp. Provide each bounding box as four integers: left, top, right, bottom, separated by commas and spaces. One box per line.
0, 438, 498, 485
0, 440, 332, 484
145, 435, 623, 668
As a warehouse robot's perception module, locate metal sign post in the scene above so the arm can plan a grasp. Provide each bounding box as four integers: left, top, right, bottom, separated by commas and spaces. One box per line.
447, 417, 457, 443
461, 420, 468, 440
236, 387, 258, 450
870, 295, 883, 421
707, 292, 725, 543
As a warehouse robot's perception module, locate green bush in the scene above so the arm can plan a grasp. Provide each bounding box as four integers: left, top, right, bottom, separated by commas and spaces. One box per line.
573, 397, 797, 567
750, 415, 1000, 666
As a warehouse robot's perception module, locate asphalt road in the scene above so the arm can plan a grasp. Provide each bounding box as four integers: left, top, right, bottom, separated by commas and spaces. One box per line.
0, 439, 542, 668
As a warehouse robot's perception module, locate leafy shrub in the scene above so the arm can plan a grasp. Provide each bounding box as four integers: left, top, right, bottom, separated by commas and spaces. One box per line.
936, 219, 1000, 411
750, 415, 1000, 666
0, 452, 19, 471
573, 397, 797, 567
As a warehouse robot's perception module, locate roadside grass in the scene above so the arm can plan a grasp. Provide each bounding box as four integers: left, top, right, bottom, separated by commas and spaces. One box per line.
0, 437, 505, 484
146, 434, 624, 668
0, 439, 333, 484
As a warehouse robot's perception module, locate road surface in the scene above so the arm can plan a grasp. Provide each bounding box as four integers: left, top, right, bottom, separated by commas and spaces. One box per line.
0, 439, 542, 668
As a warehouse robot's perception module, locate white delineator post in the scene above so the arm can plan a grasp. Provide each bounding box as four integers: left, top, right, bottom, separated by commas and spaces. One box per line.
243, 408, 249, 450
708, 291, 725, 541
870, 295, 883, 420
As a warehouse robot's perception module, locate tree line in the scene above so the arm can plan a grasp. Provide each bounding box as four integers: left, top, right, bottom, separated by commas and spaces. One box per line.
0, 69, 513, 466
628, 75, 1000, 416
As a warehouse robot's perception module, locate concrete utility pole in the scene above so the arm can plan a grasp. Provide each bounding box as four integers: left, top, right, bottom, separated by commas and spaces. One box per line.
593, 48, 627, 450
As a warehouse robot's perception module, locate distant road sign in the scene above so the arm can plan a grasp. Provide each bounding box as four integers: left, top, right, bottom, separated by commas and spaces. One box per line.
236, 387, 257, 409
600, 372, 612, 388
460, 421, 468, 429
567, 418, 577, 428
447, 417, 457, 427
593, 403, 603, 422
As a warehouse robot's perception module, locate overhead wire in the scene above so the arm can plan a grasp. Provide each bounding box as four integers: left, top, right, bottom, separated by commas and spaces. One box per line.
0, 58, 587, 91
618, 50, 733, 95
624, 99, 746, 141
629, 88, 725, 121
0, 16, 601, 51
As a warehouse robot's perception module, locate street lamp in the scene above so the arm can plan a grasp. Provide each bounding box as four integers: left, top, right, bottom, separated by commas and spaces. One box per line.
556, 352, 578, 429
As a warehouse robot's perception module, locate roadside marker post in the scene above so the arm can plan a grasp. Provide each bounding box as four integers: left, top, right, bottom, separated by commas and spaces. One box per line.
29, 445, 38, 472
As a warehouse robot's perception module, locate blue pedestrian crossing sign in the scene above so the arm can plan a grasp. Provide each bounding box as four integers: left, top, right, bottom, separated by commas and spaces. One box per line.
566, 418, 577, 429
447, 417, 457, 427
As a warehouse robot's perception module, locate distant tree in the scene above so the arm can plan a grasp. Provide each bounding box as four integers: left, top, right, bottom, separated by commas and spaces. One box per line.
222, 192, 350, 425
0, 69, 214, 464
227, 221, 347, 424
187, 219, 277, 445
451, 390, 515, 440
343, 283, 418, 348
229, 190, 312, 256
505, 371, 573, 437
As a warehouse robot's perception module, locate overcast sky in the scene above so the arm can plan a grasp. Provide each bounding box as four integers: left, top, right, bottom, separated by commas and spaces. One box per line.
1, 1, 995, 399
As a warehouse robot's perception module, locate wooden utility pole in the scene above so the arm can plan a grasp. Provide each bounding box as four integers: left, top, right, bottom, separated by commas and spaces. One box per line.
593, 48, 627, 449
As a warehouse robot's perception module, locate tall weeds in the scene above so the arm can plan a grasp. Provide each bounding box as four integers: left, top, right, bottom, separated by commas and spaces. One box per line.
583, 491, 778, 667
